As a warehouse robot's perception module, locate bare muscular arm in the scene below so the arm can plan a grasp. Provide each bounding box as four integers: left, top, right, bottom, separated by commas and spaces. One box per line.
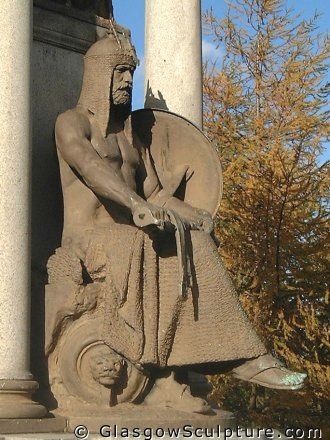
55, 110, 147, 212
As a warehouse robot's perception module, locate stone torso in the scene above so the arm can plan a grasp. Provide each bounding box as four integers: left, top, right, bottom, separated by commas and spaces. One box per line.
89, 120, 140, 188
104, 132, 139, 191
58, 108, 140, 254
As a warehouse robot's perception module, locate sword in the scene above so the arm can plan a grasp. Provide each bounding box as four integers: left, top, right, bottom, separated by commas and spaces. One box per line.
133, 207, 192, 298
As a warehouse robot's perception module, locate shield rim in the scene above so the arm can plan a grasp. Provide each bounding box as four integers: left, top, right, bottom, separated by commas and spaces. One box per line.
131, 108, 223, 217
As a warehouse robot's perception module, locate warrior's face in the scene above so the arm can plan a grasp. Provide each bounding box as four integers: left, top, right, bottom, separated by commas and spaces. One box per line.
112, 64, 134, 106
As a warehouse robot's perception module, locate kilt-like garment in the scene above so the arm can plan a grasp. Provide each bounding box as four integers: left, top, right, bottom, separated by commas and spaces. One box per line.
84, 222, 266, 369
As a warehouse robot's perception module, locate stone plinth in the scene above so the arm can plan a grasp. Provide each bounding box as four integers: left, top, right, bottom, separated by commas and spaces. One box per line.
0, 430, 288, 440
62, 405, 236, 434
0, 415, 66, 436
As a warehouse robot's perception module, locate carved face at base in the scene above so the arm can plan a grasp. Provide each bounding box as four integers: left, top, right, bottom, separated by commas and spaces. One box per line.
89, 347, 124, 387
112, 64, 134, 106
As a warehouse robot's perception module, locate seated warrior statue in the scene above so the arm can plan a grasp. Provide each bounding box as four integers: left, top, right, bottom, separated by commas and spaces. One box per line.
49, 23, 306, 414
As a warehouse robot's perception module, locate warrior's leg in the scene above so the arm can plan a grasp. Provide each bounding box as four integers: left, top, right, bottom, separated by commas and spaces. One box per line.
144, 370, 213, 414
232, 354, 306, 390
189, 231, 307, 390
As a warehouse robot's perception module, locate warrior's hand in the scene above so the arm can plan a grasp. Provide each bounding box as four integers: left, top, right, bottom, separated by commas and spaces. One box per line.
133, 202, 213, 234
173, 206, 214, 234
195, 209, 214, 234
132, 203, 171, 230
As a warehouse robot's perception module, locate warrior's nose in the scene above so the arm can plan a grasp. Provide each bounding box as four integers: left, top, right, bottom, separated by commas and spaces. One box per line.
123, 70, 133, 85
103, 365, 112, 371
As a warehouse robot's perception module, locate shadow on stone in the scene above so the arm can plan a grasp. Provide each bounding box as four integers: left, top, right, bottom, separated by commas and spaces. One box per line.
144, 80, 169, 110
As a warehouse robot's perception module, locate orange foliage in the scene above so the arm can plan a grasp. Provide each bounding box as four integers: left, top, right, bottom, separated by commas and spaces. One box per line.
203, 0, 329, 430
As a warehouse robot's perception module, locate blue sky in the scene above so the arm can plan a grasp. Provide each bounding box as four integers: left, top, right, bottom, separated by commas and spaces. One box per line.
113, 0, 329, 160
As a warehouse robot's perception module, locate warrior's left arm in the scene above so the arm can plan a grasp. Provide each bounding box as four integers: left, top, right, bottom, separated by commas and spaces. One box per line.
140, 150, 213, 233
163, 197, 214, 234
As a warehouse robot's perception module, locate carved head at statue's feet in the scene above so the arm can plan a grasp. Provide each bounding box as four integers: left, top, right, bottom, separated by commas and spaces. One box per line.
89, 347, 125, 387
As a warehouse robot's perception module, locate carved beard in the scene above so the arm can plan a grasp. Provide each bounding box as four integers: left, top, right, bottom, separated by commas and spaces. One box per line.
112, 85, 132, 106
110, 80, 132, 125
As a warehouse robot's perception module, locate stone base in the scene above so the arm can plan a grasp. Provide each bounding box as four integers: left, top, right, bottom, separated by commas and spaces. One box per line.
0, 430, 286, 440
0, 415, 66, 435
61, 404, 236, 434
0, 380, 47, 419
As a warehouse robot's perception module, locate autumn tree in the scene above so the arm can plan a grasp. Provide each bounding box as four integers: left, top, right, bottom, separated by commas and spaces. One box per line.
203, 0, 329, 428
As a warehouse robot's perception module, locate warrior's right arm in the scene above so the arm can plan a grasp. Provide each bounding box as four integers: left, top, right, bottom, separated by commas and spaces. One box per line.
55, 111, 146, 212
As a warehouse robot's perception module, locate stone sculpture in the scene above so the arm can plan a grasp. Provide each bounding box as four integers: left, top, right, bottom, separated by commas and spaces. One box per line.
89, 347, 124, 387
46, 21, 306, 417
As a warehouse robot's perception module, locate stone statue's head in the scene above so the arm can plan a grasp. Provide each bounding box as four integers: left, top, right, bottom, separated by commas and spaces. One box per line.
111, 63, 135, 106
78, 23, 138, 134
89, 346, 125, 387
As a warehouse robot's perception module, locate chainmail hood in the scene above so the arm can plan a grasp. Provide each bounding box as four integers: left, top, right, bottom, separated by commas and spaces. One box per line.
78, 23, 138, 135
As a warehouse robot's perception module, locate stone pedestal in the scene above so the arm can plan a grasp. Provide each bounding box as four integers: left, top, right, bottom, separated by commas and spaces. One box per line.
0, 0, 46, 420
144, 0, 203, 128
63, 405, 236, 434
0, 415, 67, 436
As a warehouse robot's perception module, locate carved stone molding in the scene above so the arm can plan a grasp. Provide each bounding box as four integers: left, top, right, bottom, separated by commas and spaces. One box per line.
33, 0, 110, 53
34, 0, 111, 19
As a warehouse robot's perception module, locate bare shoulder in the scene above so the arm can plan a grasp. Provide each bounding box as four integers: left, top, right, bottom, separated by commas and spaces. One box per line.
55, 108, 91, 146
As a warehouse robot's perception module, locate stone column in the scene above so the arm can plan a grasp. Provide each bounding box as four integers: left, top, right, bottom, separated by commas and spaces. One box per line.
144, 0, 203, 128
0, 0, 46, 419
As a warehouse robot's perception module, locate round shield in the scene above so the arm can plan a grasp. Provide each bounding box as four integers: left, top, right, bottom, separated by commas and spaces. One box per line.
131, 109, 222, 217
58, 315, 149, 406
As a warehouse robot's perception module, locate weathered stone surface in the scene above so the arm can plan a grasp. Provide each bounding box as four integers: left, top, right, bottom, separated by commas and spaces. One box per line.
33, 0, 111, 20
31, 0, 110, 276
0, 0, 33, 382
42, 13, 275, 424
30, 3, 108, 409
145, 0, 203, 128
33, 2, 109, 53
0, 428, 289, 440
0, 415, 66, 435
44, 5, 306, 423
65, 406, 236, 434
0, 0, 46, 420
